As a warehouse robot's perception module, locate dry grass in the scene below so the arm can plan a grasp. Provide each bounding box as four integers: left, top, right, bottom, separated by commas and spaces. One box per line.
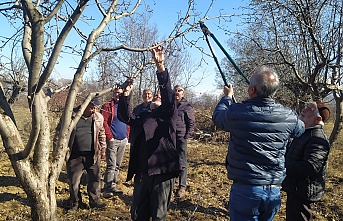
0, 108, 342, 220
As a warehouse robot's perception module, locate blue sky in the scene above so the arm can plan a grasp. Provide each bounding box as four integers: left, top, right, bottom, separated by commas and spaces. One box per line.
0, 0, 248, 94
139, 0, 249, 93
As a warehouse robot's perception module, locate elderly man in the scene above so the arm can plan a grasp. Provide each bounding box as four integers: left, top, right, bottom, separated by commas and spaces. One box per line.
132, 89, 153, 116
173, 85, 195, 198
118, 44, 181, 220
282, 102, 331, 221
212, 66, 305, 220
60, 97, 107, 210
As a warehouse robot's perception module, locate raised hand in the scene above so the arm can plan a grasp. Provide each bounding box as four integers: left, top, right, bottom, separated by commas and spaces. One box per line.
151, 43, 165, 73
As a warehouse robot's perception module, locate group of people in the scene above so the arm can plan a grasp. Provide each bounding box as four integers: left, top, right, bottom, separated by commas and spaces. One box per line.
57, 44, 331, 221
212, 67, 331, 221
59, 44, 195, 219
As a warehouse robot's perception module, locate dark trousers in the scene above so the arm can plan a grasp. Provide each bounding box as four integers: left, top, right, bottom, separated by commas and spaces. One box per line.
286, 192, 314, 221
176, 138, 187, 189
130, 173, 176, 221
66, 153, 101, 204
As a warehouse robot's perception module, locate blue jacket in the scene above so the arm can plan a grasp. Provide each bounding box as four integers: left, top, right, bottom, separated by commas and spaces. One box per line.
212, 96, 305, 185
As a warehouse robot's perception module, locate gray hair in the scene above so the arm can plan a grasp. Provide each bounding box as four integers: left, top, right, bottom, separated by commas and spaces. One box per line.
250, 66, 279, 97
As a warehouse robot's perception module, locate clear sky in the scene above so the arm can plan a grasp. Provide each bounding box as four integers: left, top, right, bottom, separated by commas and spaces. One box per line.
137, 0, 249, 93
0, 0, 248, 94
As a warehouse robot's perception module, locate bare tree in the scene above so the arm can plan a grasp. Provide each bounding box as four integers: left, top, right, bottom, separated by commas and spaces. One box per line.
94, 12, 205, 107
221, 0, 343, 144
0, 0, 224, 220
0, 48, 27, 104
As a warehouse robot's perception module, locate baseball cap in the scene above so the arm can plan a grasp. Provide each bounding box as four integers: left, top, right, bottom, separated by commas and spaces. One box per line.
90, 97, 101, 106
316, 102, 330, 123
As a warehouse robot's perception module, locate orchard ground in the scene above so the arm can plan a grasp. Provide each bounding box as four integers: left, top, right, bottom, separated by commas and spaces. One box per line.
0, 108, 342, 220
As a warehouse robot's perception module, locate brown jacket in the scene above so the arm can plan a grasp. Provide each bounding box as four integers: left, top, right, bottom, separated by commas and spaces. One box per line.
54, 109, 106, 163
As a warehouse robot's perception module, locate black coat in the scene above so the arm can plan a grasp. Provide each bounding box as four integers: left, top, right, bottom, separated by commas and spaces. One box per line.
117, 69, 181, 181
282, 125, 330, 202
176, 97, 195, 139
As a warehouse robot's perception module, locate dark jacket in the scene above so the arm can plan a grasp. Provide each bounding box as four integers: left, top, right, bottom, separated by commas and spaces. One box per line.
117, 69, 180, 181
132, 102, 152, 117
176, 97, 195, 139
282, 125, 330, 202
101, 100, 130, 141
212, 96, 305, 185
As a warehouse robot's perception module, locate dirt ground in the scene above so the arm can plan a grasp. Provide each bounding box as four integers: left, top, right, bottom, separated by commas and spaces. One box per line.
0, 135, 342, 220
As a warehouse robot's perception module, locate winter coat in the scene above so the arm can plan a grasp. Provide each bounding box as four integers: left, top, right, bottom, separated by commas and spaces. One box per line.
176, 97, 195, 139
117, 69, 180, 181
212, 96, 305, 185
282, 124, 330, 202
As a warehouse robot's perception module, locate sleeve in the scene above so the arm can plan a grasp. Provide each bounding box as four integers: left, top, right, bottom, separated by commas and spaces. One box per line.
100, 102, 114, 141
117, 94, 132, 125
212, 96, 234, 131
184, 105, 195, 139
156, 69, 175, 118
286, 134, 330, 177
97, 113, 107, 155
291, 111, 305, 138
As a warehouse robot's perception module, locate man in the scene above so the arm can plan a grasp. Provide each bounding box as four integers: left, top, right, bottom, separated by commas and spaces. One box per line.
117, 44, 180, 221
101, 88, 130, 198
132, 89, 153, 116
282, 101, 331, 221
174, 85, 195, 198
212, 66, 305, 221
63, 97, 107, 210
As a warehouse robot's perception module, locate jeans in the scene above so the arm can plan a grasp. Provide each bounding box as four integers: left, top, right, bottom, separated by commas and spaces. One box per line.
103, 138, 128, 190
229, 183, 281, 221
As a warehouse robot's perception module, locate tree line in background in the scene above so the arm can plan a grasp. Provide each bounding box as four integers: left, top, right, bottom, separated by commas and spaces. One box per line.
0, 0, 342, 220
217, 0, 343, 144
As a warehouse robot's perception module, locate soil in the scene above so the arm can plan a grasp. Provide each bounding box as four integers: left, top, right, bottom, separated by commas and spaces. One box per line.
0, 124, 343, 220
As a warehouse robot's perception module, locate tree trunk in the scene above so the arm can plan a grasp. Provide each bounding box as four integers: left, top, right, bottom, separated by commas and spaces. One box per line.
1, 91, 61, 221
28, 186, 58, 221
329, 98, 343, 145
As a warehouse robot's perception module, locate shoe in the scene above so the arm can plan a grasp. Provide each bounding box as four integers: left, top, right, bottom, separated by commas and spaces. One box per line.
89, 200, 106, 209
103, 191, 113, 198
176, 188, 186, 198
68, 202, 78, 211
78, 201, 89, 209
111, 186, 123, 195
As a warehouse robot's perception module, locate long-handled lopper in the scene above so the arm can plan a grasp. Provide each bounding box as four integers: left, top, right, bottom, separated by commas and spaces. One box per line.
199, 21, 250, 102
